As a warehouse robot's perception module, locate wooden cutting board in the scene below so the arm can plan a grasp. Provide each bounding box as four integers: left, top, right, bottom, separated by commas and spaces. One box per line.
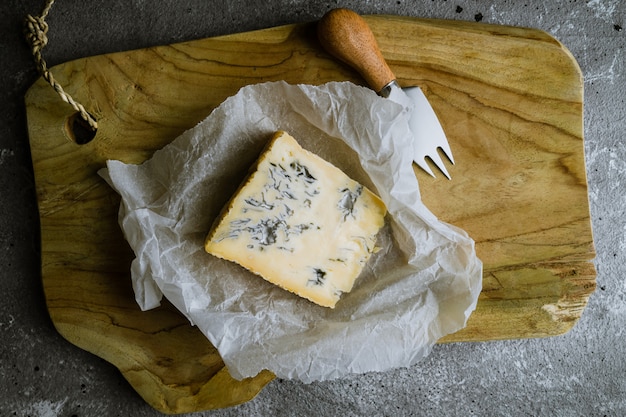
25, 15, 596, 414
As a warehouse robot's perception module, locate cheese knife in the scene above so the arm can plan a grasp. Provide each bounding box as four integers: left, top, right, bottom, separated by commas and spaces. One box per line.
318, 8, 455, 179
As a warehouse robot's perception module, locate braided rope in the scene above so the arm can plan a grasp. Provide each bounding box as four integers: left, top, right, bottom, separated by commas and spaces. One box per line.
25, 0, 98, 131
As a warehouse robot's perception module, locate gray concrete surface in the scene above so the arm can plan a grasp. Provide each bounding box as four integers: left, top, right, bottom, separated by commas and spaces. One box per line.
1, 0, 624, 416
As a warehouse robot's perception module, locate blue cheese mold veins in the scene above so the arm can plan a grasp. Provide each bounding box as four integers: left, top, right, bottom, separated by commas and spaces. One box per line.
204, 131, 387, 308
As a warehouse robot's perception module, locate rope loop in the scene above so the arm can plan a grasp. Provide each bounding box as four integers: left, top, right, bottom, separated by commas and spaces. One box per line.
24, 0, 98, 131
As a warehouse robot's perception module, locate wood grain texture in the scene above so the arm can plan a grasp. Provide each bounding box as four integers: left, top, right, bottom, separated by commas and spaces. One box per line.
25, 15, 595, 413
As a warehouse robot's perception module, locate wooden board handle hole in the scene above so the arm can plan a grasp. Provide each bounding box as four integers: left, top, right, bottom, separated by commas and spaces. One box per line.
65, 111, 97, 144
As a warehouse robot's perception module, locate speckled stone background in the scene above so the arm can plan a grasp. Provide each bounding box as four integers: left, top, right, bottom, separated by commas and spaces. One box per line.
1, 1, 624, 416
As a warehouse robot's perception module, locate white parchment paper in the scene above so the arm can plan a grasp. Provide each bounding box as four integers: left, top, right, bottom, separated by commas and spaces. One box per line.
100, 81, 482, 383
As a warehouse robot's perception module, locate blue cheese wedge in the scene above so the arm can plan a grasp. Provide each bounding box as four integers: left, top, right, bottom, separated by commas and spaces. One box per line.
204, 131, 386, 308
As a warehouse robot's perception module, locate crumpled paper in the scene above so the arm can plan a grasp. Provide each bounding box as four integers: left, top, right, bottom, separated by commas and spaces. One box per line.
99, 81, 482, 383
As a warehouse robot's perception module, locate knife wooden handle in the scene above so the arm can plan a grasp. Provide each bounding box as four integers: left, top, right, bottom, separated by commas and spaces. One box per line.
318, 8, 396, 94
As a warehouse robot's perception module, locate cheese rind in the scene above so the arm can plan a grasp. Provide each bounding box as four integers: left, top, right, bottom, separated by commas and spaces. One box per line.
205, 131, 386, 308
